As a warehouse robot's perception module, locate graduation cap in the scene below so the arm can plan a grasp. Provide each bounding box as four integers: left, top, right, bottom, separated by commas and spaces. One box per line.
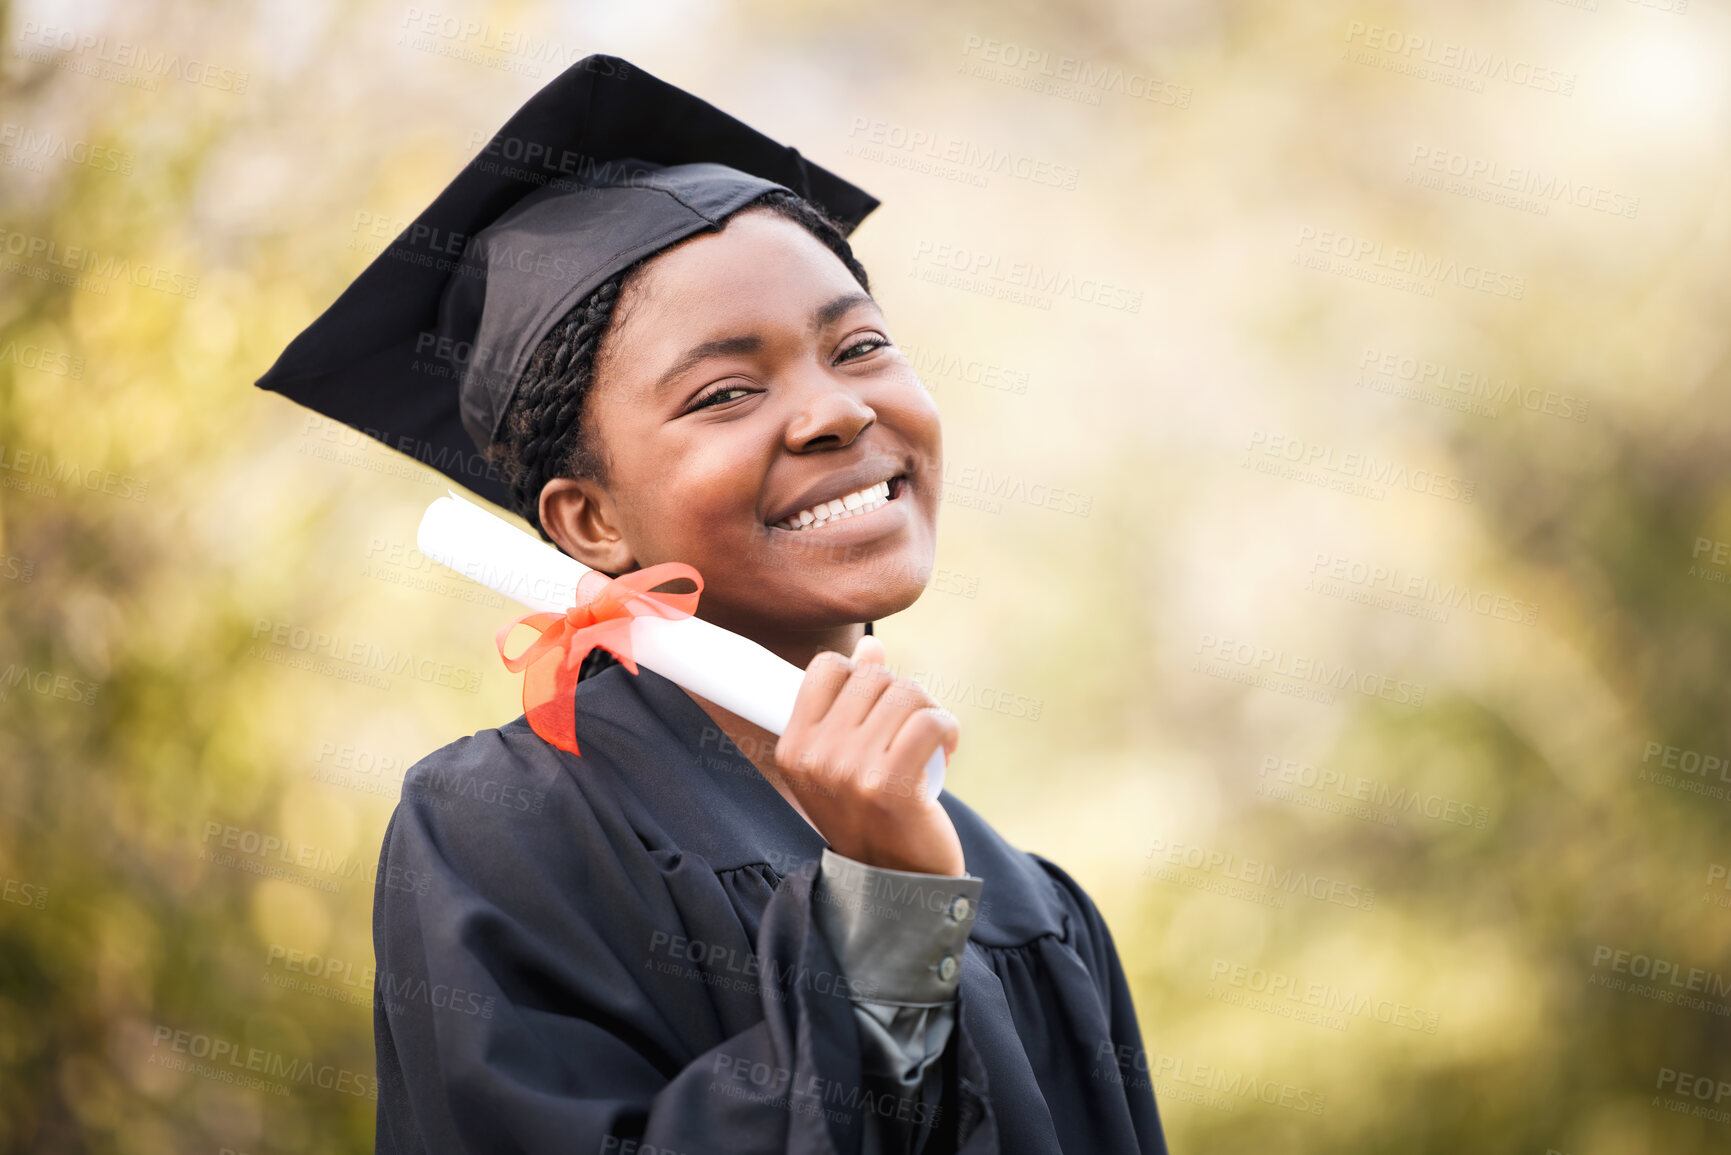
255, 54, 881, 511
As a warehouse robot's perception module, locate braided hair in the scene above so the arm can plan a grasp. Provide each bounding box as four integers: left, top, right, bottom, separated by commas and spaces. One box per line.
484, 188, 877, 682
486, 188, 873, 544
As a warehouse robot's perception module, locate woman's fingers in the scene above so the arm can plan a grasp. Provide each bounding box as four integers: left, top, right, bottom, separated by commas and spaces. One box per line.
770, 630, 967, 875
883, 706, 959, 801
778, 633, 891, 784
858, 674, 937, 755
783, 649, 853, 738
823, 637, 895, 731
852, 632, 886, 667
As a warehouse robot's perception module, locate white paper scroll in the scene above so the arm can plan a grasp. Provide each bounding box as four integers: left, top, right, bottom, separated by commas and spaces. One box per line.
416, 491, 946, 797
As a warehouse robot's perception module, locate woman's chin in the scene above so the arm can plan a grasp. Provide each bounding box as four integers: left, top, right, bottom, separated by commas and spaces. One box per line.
770, 580, 930, 634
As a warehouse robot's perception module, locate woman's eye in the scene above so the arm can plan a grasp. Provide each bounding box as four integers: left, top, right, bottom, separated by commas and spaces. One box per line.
689, 384, 752, 411
838, 337, 891, 362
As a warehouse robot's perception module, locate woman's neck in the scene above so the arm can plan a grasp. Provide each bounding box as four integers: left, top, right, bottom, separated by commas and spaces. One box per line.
697, 613, 866, 674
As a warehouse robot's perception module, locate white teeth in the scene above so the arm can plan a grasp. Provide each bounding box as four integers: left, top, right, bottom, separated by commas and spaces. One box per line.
773, 479, 893, 531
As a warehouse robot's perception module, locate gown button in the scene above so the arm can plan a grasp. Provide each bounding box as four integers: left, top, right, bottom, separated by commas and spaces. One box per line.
938, 955, 959, 982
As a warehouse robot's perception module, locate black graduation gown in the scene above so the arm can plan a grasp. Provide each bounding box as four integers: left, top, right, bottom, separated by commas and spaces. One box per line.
372, 659, 1168, 1154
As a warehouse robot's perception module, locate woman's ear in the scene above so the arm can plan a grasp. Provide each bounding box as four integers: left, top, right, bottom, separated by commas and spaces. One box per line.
539, 477, 635, 574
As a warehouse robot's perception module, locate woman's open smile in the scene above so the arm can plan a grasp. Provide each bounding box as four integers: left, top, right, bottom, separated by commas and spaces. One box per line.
765, 468, 912, 536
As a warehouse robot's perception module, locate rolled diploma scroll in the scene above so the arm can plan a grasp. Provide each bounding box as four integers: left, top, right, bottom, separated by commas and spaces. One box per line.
416, 491, 945, 798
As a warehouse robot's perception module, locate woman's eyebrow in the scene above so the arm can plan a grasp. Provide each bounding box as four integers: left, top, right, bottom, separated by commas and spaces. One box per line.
650, 292, 879, 397
812, 291, 876, 332
651, 334, 762, 397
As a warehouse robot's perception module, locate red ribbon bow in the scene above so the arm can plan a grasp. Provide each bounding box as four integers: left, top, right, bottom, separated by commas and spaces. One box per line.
495, 562, 704, 756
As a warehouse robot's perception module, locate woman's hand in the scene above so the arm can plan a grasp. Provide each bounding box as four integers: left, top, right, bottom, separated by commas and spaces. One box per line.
772, 634, 966, 876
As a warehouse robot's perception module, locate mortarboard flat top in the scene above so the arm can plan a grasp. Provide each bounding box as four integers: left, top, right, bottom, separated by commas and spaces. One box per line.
255, 54, 880, 510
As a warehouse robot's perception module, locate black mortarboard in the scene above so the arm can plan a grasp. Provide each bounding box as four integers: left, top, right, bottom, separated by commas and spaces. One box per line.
255, 54, 880, 510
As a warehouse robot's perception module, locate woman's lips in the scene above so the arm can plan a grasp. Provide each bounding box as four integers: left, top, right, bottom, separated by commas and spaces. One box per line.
765, 475, 911, 540
767, 474, 907, 531
771, 478, 890, 531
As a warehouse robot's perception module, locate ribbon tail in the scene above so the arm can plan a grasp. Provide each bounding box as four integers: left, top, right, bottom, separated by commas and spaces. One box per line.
521, 646, 585, 756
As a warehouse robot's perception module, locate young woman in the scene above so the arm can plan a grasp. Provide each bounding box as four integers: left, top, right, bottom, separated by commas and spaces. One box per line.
258, 55, 1165, 1155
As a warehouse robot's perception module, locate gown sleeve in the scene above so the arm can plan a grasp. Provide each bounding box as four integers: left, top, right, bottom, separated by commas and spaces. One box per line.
1031, 854, 1168, 1154
810, 849, 983, 1155
371, 738, 993, 1155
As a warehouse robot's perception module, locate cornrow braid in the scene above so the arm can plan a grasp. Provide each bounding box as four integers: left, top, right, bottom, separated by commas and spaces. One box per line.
486, 187, 873, 546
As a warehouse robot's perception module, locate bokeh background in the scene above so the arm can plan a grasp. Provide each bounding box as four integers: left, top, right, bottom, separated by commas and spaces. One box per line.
3, 0, 1729, 1151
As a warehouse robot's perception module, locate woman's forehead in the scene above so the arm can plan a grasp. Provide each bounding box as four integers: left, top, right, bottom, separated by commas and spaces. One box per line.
638, 211, 861, 303
613, 220, 876, 352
